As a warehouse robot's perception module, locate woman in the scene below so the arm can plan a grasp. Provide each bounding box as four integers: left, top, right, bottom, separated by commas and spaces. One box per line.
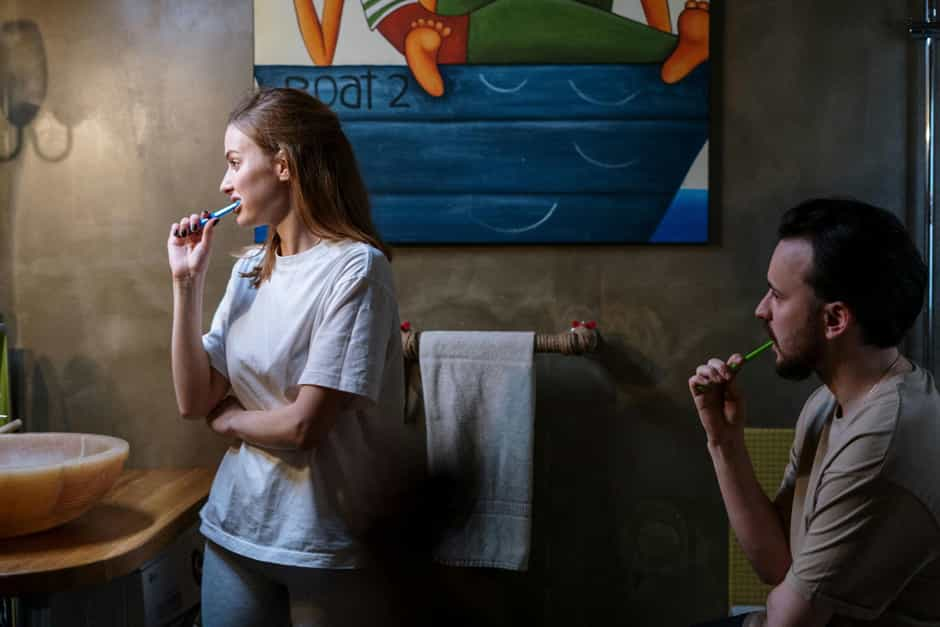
167, 88, 415, 626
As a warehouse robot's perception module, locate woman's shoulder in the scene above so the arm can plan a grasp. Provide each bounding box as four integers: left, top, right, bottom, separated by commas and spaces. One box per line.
329, 240, 392, 283
235, 244, 265, 259
231, 245, 264, 272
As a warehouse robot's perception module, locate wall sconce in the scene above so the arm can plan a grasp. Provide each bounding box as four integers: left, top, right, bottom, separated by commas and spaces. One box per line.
0, 20, 68, 162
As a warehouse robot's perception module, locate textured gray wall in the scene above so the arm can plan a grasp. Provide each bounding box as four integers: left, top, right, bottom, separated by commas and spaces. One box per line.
0, 0, 253, 466
0, 1, 916, 625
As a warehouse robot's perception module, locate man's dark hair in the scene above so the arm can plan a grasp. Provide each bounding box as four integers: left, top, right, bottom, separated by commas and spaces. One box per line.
778, 197, 928, 348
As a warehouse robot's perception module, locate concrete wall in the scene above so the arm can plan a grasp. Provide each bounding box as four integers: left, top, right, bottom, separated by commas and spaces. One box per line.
0, 1, 918, 625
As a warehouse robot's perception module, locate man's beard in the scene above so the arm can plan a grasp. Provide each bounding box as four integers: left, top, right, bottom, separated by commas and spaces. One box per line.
774, 330, 823, 381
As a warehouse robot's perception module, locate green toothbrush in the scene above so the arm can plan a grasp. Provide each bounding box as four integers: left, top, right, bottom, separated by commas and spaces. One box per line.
694, 339, 774, 393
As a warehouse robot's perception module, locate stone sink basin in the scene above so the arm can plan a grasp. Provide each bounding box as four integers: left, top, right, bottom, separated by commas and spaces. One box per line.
0, 433, 129, 538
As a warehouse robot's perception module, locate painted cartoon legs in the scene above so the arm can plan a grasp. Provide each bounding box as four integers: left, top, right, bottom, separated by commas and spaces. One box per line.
463, 0, 676, 64
293, 0, 345, 66
295, 0, 710, 97
394, 0, 684, 96
376, 3, 469, 97
641, 0, 672, 33
661, 1, 710, 84
394, 0, 710, 95
405, 20, 454, 96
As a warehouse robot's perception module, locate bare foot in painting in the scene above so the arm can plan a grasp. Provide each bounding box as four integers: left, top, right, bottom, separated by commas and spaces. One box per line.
406, 19, 453, 97
661, 1, 709, 84
374, 3, 468, 97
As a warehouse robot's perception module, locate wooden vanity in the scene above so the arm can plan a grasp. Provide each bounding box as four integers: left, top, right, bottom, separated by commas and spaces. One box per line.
0, 468, 213, 597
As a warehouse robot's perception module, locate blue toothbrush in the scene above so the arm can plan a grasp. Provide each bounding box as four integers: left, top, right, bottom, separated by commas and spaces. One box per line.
199, 200, 241, 226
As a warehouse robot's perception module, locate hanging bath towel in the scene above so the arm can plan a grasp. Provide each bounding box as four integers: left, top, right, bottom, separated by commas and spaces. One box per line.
419, 331, 535, 571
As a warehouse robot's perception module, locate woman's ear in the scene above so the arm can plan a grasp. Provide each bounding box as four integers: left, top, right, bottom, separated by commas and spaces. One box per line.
274, 149, 291, 182
823, 301, 852, 340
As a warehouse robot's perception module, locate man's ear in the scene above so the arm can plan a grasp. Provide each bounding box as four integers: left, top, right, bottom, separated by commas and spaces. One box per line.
274, 149, 290, 182
823, 301, 852, 340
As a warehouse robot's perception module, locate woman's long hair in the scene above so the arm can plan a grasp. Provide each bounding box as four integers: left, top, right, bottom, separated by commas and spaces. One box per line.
228, 87, 391, 286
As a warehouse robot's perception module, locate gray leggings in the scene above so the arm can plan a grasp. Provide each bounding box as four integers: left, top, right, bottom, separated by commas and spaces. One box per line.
201, 541, 387, 627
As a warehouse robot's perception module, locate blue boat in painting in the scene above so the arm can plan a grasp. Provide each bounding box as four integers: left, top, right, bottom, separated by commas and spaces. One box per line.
255, 62, 708, 244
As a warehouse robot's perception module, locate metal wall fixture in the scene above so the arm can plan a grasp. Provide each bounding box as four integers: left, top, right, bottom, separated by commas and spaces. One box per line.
910, 1, 938, 373
0, 20, 70, 162
0, 20, 46, 161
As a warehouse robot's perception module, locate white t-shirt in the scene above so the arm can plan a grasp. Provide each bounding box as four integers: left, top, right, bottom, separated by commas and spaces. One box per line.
199, 239, 412, 568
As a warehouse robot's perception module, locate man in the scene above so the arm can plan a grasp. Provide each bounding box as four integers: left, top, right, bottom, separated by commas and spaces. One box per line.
689, 198, 940, 626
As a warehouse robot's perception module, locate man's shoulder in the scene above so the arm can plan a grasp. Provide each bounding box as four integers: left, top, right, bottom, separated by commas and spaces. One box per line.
820, 367, 940, 511
879, 368, 940, 509
859, 366, 940, 443
794, 385, 836, 438
801, 384, 834, 413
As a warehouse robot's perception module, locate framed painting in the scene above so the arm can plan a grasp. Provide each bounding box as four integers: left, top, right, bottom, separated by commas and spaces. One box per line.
254, 0, 710, 243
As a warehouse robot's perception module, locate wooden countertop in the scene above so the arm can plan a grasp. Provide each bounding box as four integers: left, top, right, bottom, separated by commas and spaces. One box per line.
0, 468, 213, 596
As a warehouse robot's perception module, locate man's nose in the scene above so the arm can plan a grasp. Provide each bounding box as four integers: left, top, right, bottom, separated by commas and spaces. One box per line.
755, 291, 770, 319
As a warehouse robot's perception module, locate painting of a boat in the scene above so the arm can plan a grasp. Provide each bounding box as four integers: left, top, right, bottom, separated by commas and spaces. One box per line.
254, 0, 710, 244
